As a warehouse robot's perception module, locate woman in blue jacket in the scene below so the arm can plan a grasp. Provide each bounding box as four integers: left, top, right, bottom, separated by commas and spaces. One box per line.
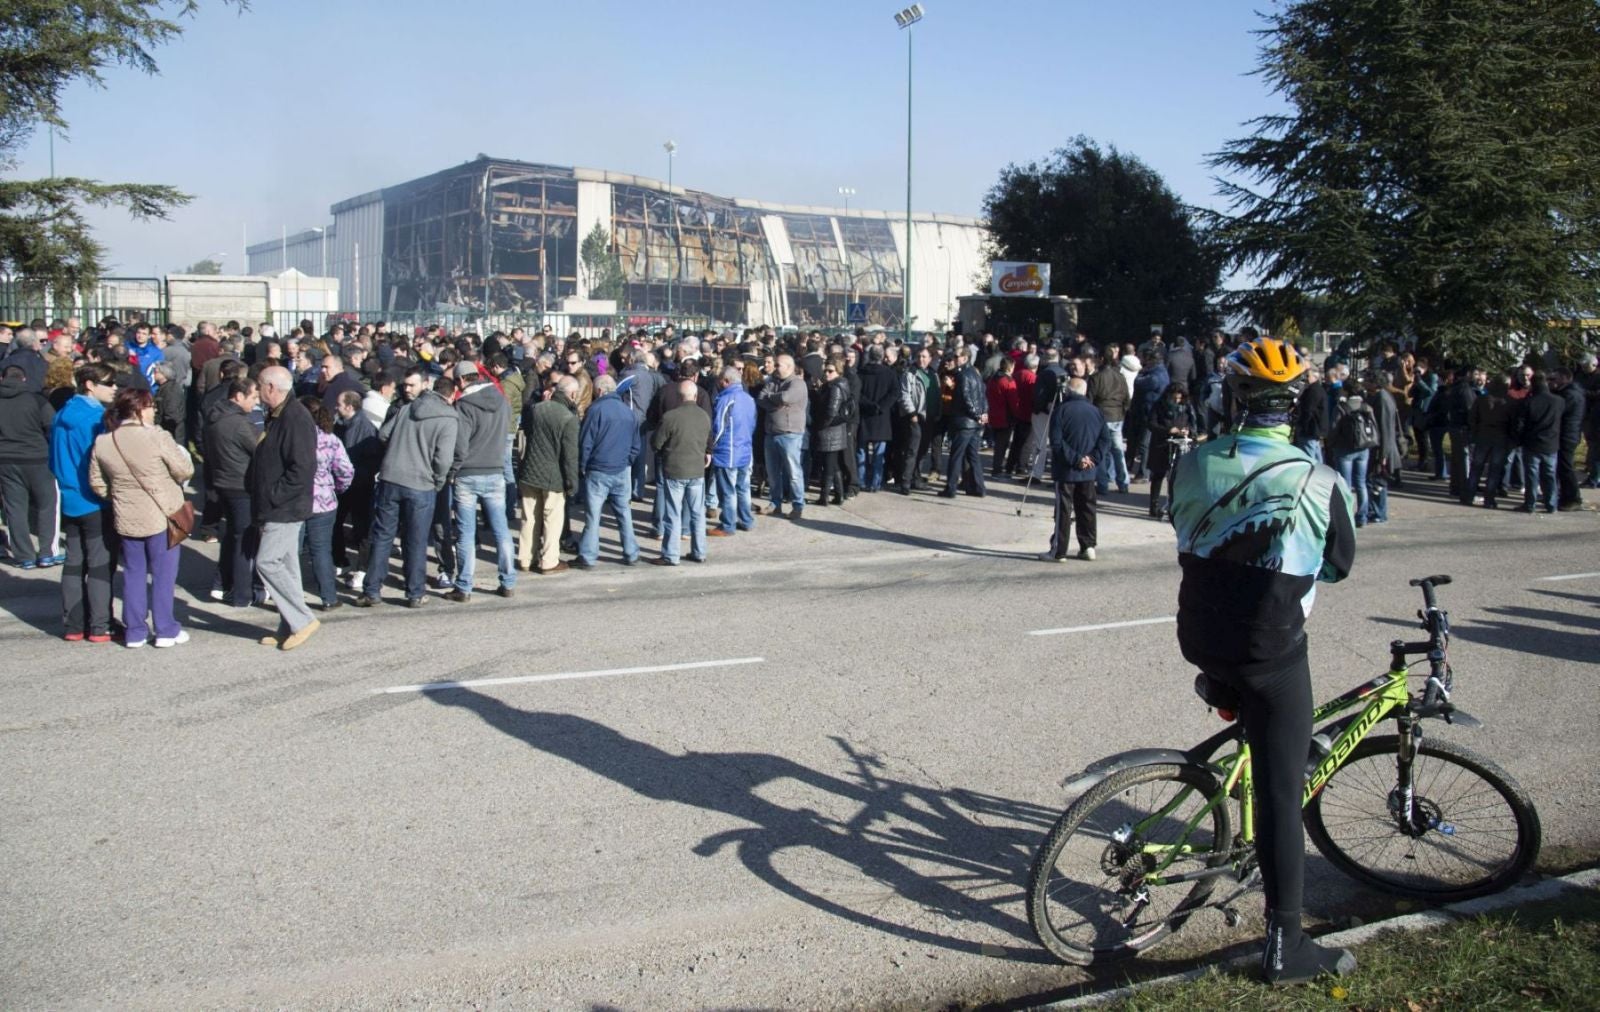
48, 363, 118, 641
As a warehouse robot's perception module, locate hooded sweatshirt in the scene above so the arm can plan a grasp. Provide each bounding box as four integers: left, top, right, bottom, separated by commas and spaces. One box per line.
49, 393, 107, 517
0, 376, 54, 463
1119, 355, 1140, 398
379, 391, 459, 492
452, 382, 511, 478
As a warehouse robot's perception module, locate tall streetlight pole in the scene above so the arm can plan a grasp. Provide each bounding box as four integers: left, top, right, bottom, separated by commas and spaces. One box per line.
664, 140, 677, 318
893, 4, 923, 344
837, 186, 855, 215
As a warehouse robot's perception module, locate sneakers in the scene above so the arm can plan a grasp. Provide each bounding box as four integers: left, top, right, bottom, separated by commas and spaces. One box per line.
432, 572, 453, 590
87, 633, 112, 644
280, 619, 320, 651
345, 569, 366, 589
1078, 546, 1097, 561
209, 588, 226, 602
63, 632, 85, 642
37, 554, 65, 568
153, 630, 190, 649
125, 637, 146, 649
1038, 551, 1065, 563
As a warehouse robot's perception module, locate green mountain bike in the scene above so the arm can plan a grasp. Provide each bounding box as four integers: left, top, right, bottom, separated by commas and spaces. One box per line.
1026, 575, 1542, 965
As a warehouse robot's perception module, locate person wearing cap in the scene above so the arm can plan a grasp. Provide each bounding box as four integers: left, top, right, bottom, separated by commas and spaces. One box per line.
445, 361, 515, 600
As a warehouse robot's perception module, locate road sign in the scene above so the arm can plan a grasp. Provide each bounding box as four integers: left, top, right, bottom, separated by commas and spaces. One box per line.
846, 302, 868, 324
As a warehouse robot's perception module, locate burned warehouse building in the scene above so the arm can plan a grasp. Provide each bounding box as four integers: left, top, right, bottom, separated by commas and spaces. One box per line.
248, 156, 989, 329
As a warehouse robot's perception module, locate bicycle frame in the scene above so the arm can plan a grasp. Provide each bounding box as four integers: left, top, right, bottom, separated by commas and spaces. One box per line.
1133, 664, 1414, 886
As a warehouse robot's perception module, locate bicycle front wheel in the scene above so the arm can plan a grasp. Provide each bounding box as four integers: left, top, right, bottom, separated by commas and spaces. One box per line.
1027, 763, 1232, 964
1306, 735, 1541, 902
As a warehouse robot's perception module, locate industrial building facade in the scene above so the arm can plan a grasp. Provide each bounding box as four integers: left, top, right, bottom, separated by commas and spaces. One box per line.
247, 156, 988, 329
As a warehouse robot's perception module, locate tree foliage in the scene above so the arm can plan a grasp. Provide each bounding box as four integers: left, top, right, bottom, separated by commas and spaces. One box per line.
0, 2, 245, 297
1209, 0, 1600, 368
982, 136, 1221, 344
579, 222, 626, 304
181, 256, 220, 274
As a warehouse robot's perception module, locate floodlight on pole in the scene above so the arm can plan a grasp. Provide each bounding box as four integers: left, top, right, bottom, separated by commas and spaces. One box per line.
837, 186, 856, 215
664, 140, 677, 317
893, 3, 924, 344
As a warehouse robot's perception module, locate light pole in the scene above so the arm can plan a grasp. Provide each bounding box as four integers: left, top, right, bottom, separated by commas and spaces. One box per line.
664, 140, 677, 318
893, 4, 923, 344
837, 186, 855, 215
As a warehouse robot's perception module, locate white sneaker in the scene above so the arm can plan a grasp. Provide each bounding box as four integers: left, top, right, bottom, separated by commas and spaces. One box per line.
125, 638, 146, 649
208, 588, 225, 602
154, 630, 191, 648
1078, 546, 1097, 561
432, 572, 454, 590
345, 569, 365, 589
1038, 551, 1065, 563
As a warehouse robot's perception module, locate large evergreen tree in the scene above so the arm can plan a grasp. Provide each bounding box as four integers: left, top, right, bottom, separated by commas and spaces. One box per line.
1210, 0, 1600, 367
0, 2, 243, 299
982, 137, 1220, 344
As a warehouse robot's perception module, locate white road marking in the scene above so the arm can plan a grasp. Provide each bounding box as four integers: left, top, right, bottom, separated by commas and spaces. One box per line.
1538, 572, 1600, 582
1027, 616, 1176, 637
378, 656, 766, 694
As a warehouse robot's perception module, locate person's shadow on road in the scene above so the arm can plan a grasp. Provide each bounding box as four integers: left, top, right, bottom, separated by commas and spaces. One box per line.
425, 687, 1062, 961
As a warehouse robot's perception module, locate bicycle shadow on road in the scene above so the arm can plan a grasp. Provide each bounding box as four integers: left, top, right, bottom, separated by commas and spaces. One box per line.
425, 686, 1063, 962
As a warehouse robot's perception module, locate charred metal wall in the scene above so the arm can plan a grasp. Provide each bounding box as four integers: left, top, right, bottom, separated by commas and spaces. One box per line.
362, 156, 987, 325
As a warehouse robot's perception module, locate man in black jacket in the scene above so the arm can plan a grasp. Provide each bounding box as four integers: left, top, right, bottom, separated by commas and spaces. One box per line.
252, 366, 320, 649
205, 378, 262, 607
0, 365, 59, 567
855, 345, 897, 492
1041, 377, 1111, 561
1292, 368, 1329, 464
1550, 368, 1586, 511
939, 347, 988, 498
1512, 371, 1564, 514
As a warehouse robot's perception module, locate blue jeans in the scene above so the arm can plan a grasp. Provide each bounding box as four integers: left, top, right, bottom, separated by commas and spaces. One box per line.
1336, 450, 1369, 526
454, 473, 515, 593
1503, 446, 1523, 489
580, 468, 639, 564
857, 441, 887, 490
364, 481, 436, 601
1367, 475, 1389, 522
301, 509, 338, 606
1099, 420, 1129, 492
764, 432, 804, 510
1295, 438, 1323, 466
713, 465, 754, 532
1522, 451, 1557, 510
660, 476, 707, 563
632, 431, 651, 499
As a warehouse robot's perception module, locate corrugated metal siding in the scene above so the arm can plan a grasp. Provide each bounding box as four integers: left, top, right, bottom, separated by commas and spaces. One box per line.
331, 198, 384, 312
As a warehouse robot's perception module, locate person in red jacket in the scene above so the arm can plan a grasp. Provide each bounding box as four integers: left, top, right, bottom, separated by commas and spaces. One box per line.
1006, 354, 1038, 475
986, 357, 1022, 480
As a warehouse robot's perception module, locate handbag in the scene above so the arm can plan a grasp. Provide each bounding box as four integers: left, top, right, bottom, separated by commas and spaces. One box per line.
112, 429, 196, 549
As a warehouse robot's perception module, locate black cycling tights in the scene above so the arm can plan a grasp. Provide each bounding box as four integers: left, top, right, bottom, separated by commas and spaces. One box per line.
1213, 652, 1313, 914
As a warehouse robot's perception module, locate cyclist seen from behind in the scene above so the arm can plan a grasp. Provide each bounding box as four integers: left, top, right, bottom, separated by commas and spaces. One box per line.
1167, 335, 1359, 985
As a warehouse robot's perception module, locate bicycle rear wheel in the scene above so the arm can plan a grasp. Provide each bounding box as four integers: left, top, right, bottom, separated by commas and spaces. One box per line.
1306, 735, 1540, 902
1027, 763, 1232, 964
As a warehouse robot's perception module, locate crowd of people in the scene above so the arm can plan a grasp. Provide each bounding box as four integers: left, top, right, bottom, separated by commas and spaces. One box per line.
0, 313, 1595, 648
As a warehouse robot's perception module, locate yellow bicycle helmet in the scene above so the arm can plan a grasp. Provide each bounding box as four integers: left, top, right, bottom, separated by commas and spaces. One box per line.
1223, 335, 1308, 411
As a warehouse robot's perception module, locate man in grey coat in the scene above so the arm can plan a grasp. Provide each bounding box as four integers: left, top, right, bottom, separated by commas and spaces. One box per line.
356, 368, 458, 608
446, 362, 514, 601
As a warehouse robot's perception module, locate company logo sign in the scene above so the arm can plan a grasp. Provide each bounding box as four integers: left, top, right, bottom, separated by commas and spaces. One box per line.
991, 261, 1050, 298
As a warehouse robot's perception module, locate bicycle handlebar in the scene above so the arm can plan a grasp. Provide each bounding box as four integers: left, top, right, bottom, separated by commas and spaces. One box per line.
1406, 575, 1453, 709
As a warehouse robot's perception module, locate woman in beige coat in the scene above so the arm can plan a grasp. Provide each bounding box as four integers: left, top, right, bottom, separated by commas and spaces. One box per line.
89, 386, 194, 648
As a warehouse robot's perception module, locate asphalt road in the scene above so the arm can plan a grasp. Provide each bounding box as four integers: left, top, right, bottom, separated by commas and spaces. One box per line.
2, 473, 1595, 1010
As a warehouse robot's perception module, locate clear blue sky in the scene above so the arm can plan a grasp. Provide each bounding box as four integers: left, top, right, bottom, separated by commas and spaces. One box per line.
13, 0, 1283, 277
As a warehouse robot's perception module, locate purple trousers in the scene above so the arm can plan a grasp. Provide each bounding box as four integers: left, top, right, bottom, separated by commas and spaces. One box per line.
121, 531, 181, 644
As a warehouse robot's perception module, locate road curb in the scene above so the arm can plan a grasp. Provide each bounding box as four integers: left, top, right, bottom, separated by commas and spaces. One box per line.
1029, 868, 1600, 1009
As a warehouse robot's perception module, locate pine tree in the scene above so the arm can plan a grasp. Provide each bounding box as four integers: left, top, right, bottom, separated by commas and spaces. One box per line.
1210, 0, 1600, 368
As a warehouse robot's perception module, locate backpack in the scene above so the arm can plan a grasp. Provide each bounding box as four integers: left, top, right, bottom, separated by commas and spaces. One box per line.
1337, 399, 1380, 451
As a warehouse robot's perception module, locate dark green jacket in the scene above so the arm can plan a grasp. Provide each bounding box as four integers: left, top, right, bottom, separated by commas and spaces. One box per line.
518, 392, 579, 494
651, 402, 712, 481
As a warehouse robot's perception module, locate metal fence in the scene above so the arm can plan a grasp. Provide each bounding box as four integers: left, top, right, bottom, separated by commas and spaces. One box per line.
0, 276, 169, 328
270, 309, 720, 340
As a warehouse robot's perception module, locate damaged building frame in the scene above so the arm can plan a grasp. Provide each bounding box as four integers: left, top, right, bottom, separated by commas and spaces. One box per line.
250, 155, 989, 328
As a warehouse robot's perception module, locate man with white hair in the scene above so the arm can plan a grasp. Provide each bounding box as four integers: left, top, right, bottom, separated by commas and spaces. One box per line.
1042, 376, 1111, 562
2, 329, 47, 393
251, 366, 320, 649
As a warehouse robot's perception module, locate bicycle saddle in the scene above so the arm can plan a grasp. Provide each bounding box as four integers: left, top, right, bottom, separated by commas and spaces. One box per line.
1193, 671, 1241, 711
